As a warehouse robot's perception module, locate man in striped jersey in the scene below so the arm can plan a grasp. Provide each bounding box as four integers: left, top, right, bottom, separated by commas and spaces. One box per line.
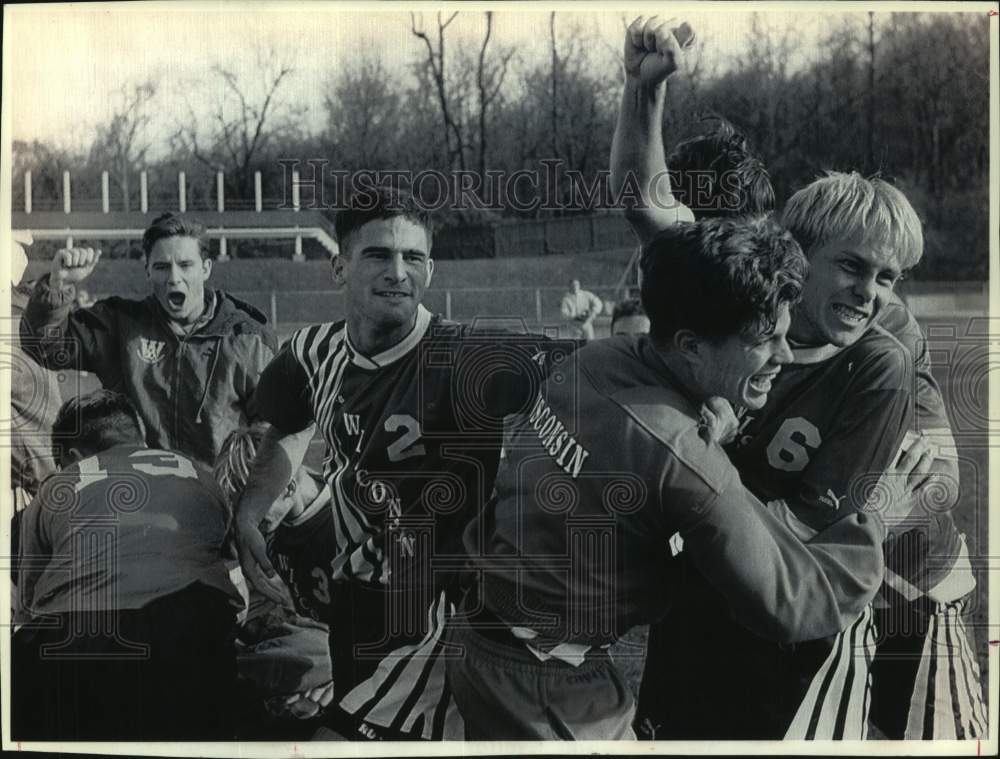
614, 16, 985, 740
233, 186, 573, 740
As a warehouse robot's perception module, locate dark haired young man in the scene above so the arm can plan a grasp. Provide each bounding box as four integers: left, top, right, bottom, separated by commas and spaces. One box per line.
445, 215, 891, 740
610, 297, 650, 336
20, 213, 277, 466
613, 16, 983, 741
235, 186, 571, 740
11, 390, 243, 740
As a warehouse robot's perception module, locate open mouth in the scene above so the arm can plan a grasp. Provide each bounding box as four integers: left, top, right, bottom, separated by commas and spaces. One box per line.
167, 292, 186, 309
832, 303, 869, 324
748, 371, 779, 394
374, 290, 410, 299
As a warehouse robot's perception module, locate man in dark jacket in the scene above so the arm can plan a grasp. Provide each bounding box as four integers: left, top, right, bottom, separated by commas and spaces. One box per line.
19, 213, 278, 467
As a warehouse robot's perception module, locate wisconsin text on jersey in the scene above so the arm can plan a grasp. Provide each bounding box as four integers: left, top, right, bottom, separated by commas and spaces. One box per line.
525, 395, 590, 479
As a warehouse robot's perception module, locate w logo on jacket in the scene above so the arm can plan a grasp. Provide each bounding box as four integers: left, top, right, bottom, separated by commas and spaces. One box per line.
137, 338, 167, 364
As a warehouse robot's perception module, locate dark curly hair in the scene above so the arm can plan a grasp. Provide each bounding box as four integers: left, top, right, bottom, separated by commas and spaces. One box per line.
668, 116, 775, 220
332, 185, 433, 251
52, 390, 146, 467
611, 298, 645, 325
141, 213, 208, 260
640, 215, 807, 345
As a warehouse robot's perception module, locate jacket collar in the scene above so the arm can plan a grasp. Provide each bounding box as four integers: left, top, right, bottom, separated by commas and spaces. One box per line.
147, 289, 268, 339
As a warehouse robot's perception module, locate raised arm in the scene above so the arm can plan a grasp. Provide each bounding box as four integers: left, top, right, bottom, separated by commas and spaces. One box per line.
20, 247, 112, 374
611, 16, 695, 245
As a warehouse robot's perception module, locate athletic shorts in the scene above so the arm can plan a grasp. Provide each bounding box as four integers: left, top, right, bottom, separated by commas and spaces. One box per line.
445, 613, 636, 740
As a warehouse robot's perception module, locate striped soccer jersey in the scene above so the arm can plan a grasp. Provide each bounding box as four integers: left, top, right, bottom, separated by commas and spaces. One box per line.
252, 306, 569, 739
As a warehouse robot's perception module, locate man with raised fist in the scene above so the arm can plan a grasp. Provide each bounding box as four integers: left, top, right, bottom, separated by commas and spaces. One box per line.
19, 213, 277, 467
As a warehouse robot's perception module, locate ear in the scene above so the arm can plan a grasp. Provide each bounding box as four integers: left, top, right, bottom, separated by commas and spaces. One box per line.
673, 329, 703, 362
425, 258, 435, 288
202, 256, 213, 278
331, 255, 347, 288
62, 446, 86, 468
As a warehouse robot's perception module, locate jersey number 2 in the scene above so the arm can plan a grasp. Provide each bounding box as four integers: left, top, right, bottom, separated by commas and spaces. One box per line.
385, 414, 426, 462
766, 417, 821, 472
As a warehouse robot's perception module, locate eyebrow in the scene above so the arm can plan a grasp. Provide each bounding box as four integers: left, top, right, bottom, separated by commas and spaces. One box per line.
361, 246, 428, 257
841, 250, 901, 277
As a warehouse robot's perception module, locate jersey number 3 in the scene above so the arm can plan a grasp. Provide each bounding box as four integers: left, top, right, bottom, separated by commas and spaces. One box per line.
766, 417, 821, 472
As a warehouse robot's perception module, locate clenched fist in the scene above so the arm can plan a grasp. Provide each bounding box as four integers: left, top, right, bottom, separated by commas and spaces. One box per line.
51, 247, 102, 287
624, 16, 695, 87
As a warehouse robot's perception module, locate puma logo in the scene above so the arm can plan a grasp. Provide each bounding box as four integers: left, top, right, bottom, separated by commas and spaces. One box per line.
819, 488, 846, 510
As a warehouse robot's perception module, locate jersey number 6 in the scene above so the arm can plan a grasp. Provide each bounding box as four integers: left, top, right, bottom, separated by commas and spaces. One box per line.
766, 417, 822, 472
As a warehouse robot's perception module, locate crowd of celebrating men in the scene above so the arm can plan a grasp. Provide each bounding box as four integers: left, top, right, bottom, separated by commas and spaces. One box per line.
7, 17, 985, 743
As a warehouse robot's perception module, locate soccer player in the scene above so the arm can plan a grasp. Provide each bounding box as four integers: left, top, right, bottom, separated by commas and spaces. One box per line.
610, 297, 650, 335
11, 390, 243, 740
445, 215, 893, 740
19, 212, 278, 468
215, 425, 336, 726
613, 16, 983, 739
559, 279, 605, 340
667, 115, 775, 220
234, 186, 568, 740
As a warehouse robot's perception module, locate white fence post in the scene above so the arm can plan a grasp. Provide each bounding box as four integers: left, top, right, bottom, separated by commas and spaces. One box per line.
63, 171, 71, 214
216, 172, 225, 212
218, 237, 229, 261
270, 292, 278, 325
140, 171, 148, 213
293, 235, 304, 261
254, 171, 262, 212
24, 170, 32, 214
101, 171, 110, 213
535, 288, 543, 324
178, 171, 187, 213
292, 170, 300, 211
445, 290, 452, 320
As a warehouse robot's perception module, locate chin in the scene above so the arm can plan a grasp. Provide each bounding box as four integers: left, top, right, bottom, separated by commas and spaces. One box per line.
825, 327, 864, 348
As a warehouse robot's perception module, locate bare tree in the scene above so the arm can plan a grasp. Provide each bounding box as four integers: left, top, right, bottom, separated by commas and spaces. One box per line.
88, 81, 157, 212
410, 11, 464, 170
324, 54, 403, 170
549, 12, 559, 160
475, 12, 514, 175
173, 45, 302, 198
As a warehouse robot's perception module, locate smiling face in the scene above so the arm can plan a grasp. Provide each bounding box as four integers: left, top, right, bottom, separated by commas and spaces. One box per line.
693, 303, 794, 410
145, 236, 211, 325
337, 217, 434, 353
791, 235, 902, 347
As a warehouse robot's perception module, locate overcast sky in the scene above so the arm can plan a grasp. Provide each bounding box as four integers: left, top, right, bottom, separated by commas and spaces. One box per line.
3, 2, 832, 150
4, 1, 960, 155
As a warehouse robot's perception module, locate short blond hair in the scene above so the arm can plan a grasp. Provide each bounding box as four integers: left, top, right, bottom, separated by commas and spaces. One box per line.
781, 172, 923, 270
